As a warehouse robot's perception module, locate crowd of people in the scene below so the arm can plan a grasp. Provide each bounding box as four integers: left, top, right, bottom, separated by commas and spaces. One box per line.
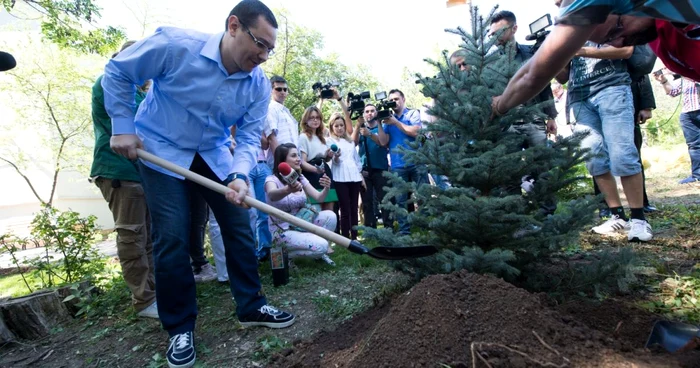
62, 0, 700, 367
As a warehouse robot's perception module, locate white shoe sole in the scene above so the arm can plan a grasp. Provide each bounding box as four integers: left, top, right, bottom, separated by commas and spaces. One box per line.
168, 353, 195, 368
239, 316, 296, 329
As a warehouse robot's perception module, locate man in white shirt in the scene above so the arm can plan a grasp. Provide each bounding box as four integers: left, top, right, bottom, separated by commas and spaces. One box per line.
253, 75, 299, 260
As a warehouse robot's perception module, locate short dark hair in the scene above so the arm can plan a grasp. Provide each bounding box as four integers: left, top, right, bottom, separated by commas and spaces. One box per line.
491, 10, 516, 25
364, 103, 376, 110
388, 89, 404, 99
270, 75, 287, 86
225, 0, 278, 31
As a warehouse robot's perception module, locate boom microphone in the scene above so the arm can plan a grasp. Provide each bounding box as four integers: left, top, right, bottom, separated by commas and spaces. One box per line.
0, 51, 17, 72
278, 162, 299, 185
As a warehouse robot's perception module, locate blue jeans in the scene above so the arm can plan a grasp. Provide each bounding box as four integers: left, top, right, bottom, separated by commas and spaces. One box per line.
188, 190, 209, 271
248, 162, 272, 257
138, 155, 265, 336
680, 110, 700, 179
393, 165, 429, 235
571, 85, 641, 177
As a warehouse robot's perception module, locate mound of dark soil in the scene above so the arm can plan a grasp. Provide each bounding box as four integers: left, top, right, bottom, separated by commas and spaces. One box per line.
273, 270, 700, 367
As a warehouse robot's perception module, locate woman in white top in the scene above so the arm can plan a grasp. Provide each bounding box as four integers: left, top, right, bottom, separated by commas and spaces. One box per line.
297, 106, 337, 212
328, 112, 365, 240
265, 143, 336, 265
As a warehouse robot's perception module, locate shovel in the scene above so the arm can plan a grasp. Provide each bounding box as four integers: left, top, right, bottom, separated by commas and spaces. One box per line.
137, 149, 438, 261
645, 320, 700, 353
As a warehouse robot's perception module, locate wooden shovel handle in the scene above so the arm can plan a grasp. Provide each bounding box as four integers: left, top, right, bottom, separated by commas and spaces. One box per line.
136, 149, 352, 248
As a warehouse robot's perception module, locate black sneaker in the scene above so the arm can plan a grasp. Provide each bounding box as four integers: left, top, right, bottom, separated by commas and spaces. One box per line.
239, 305, 295, 328
643, 204, 658, 213
166, 331, 196, 368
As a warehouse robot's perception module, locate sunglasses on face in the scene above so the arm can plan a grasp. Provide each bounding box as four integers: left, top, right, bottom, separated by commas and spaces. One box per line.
274, 87, 288, 92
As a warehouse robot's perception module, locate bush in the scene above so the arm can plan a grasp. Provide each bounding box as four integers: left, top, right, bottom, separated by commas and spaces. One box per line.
27, 205, 105, 289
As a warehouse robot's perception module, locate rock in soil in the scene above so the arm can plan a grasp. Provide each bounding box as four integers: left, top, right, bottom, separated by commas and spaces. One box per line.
274, 270, 700, 368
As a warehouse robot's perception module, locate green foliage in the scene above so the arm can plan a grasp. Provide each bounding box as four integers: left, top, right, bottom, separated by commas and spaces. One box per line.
262, 9, 381, 122
643, 269, 700, 324
2, 0, 125, 55
28, 205, 104, 288
363, 5, 597, 283
253, 335, 289, 361
0, 233, 34, 294
312, 294, 366, 320
524, 247, 640, 298
62, 283, 97, 317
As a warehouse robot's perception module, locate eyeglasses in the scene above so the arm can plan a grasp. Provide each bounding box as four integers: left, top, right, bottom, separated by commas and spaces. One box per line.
274, 87, 288, 92
240, 22, 275, 56
603, 16, 624, 44
308, 116, 321, 121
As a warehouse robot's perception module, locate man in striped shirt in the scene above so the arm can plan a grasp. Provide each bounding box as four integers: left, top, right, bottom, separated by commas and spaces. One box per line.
654, 72, 700, 184
494, 0, 700, 116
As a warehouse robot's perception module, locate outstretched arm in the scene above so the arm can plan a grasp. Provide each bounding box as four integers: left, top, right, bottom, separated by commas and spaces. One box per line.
494, 23, 597, 115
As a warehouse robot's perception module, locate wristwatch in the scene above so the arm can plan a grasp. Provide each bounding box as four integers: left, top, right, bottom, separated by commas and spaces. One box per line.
229, 172, 249, 185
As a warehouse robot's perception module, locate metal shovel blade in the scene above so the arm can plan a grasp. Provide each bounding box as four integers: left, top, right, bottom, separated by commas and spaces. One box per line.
645, 320, 700, 353
367, 245, 439, 260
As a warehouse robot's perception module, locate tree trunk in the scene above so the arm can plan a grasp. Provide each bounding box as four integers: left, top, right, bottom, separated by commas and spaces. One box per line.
0, 291, 70, 340
0, 312, 15, 344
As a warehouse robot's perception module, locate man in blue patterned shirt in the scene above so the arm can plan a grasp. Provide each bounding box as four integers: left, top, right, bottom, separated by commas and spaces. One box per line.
102, 1, 294, 367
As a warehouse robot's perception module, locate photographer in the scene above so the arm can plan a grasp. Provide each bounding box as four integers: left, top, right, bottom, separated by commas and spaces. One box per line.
493, 0, 700, 117
377, 89, 427, 235
355, 104, 391, 229
489, 11, 557, 146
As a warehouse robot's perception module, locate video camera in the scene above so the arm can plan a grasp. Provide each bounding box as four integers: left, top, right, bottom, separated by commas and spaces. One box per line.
346, 91, 370, 120
312, 81, 339, 99
525, 14, 552, 52
374, 91, 397, 121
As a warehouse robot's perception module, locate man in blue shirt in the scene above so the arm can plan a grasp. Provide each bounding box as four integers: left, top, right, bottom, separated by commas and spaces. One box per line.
378, 89, 428, 235
103, 2, 294, 367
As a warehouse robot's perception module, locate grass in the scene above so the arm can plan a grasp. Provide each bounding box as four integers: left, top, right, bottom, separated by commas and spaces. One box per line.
0, 271, 42, 298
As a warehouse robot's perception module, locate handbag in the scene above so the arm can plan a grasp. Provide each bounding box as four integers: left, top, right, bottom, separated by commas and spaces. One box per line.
289, 203, 321, 232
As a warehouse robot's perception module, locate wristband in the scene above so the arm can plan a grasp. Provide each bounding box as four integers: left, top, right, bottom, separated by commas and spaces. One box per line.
229, 172, 249, 185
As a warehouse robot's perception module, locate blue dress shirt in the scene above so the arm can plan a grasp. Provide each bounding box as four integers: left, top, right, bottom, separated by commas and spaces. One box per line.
102, 26, 271, 180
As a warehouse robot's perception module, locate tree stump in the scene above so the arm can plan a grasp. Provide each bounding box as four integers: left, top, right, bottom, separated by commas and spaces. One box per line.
0, 314, 15, 344
0, 291, 70, 340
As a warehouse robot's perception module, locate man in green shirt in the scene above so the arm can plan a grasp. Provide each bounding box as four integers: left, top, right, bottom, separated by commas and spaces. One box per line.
90, 41, 157, 319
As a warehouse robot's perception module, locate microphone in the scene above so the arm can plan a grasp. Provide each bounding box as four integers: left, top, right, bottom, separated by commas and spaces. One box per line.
0, 51, 16, 72
330, 144, 338, 152
278, 162, 299, 185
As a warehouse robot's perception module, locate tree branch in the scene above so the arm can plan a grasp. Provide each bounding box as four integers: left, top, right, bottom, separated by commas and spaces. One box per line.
0, 156, 47, 205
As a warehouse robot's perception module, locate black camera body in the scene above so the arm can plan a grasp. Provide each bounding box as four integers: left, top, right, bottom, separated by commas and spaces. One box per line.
346, 91, 370, 119
525, 14, 552, 52
312, 81, 339, 99
374, 91, 397, 120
